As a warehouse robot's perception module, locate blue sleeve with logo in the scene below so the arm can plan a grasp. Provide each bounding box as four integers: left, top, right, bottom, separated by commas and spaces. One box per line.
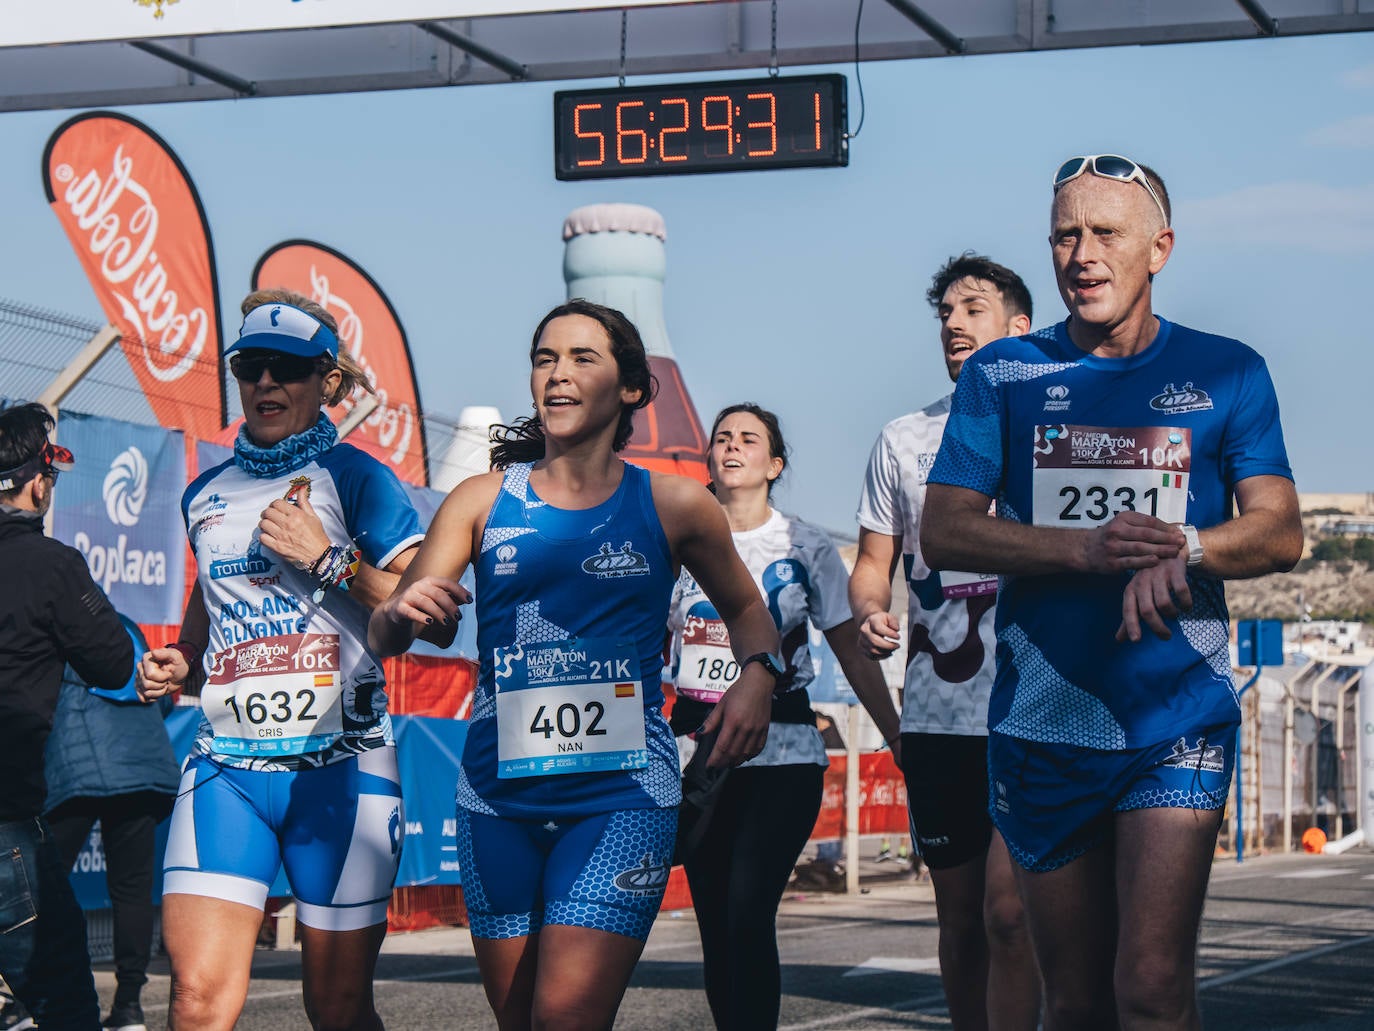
318, 445, 424, 569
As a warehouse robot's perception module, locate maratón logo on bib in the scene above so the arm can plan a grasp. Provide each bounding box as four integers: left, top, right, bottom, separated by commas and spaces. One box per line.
582, 541, 650, 579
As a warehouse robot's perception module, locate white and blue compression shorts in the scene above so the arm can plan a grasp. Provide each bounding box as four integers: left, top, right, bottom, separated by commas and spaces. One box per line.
163, 747, 404, 931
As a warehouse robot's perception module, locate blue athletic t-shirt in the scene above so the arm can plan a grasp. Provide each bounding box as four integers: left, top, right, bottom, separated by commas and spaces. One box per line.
181, 443, 424, 770
929, 317, 1292, 748
457, 462, 681, 819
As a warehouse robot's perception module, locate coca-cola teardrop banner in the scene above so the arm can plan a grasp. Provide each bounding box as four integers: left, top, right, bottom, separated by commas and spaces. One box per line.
42, 111, 226, 441
253, 240, 429, 485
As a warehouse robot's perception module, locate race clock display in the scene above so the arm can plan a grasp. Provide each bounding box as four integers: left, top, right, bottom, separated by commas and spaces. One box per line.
554, 74, 848, 180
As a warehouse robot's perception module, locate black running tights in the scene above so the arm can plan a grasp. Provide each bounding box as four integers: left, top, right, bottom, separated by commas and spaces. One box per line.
682, 763, 824, 1031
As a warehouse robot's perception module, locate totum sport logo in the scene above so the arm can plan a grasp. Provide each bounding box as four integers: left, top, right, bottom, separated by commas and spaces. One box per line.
104, 446, 149, 526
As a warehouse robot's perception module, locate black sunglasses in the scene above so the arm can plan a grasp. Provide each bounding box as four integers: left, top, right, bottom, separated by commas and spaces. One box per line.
229, 351, 330, 384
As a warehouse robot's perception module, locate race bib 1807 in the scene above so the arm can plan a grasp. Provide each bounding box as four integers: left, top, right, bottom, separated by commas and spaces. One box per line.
675, 613, 739, 703
203, 633, 344, 757
493, 637, 648, 779
1032, 425, 1191, 528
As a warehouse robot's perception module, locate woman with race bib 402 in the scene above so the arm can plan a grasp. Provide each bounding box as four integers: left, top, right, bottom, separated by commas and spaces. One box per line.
369, 299, 782, 1031
138, 289, 457, 1030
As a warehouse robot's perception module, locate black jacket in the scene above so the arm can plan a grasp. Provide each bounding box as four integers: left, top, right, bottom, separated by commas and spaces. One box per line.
0, 506, 132, 820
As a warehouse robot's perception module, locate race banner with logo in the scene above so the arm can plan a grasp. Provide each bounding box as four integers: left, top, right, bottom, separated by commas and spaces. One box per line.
253, 241, 428, 485
51, 412, 187, 625
43, 112, 226, 442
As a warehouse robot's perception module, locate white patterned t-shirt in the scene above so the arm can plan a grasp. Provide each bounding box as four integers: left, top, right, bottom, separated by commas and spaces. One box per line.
856, 398, 998, 737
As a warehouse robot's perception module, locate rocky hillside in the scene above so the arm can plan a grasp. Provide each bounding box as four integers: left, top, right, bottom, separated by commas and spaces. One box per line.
1226, 560, 1374, 622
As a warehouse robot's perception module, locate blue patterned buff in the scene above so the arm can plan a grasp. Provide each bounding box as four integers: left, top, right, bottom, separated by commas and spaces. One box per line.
234, 411, 339, 478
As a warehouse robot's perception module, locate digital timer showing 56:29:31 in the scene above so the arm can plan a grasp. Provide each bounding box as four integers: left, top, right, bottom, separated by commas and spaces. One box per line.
553, 74, 848, 180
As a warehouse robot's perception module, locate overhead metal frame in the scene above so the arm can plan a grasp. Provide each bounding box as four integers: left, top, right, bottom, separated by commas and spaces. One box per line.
1, 1, 1371, 113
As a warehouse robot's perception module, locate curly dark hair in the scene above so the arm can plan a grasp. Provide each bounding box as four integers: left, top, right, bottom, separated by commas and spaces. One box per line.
926, 253, 1032, 322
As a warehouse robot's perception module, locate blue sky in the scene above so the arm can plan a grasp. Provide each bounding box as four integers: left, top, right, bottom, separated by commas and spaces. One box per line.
0, 30, 1370, 534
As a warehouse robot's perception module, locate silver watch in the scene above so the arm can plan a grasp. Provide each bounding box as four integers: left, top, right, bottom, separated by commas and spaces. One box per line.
1177, 523, 1204, 567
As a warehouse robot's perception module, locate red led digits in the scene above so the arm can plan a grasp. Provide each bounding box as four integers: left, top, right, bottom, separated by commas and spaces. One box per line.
555, 75, 845, 179
573, 103, 606, 167
659, 97, 689, 162
701, 95, 734, 157
615, 101, 648, 164
745, 92, 777, 157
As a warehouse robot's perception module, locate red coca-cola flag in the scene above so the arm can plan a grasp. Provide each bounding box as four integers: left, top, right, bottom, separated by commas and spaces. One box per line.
42, 111, 225, 440
253, 241, 429, 485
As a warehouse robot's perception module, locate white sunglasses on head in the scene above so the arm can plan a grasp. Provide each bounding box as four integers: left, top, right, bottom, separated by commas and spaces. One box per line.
1053, 154, 1170, 227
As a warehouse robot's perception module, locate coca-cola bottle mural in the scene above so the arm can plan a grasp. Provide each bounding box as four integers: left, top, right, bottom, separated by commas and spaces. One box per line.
561, 203, 709, 484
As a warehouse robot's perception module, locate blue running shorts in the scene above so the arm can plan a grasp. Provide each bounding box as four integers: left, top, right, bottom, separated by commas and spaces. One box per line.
162, 748, 404, 931
988, 722, 1237, 873
455, 806, 677, 941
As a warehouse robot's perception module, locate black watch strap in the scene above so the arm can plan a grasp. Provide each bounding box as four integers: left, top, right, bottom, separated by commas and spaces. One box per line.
741, 651, 786, 681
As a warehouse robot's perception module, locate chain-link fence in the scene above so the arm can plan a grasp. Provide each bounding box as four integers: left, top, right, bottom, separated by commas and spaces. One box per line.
0, 296, 489, 484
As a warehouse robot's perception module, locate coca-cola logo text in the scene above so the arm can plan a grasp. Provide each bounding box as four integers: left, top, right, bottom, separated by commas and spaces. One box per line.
54, 145, 208, 383
307, 265, 415, 463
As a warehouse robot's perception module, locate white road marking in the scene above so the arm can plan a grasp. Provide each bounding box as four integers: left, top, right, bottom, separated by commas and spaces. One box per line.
1199, 934, 1374, 989
779, 990, 948, 1030
1275, 867, 1355, 879
843, 956, 941, 977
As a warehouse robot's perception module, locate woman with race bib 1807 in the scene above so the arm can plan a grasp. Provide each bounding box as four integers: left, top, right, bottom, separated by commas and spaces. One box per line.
138, 289, 457, 1031
369, 299, 783, 1031
668, 403, 901, 1031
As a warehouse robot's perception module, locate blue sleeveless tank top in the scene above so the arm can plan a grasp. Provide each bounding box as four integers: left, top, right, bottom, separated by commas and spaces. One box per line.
457, 462, 682, 818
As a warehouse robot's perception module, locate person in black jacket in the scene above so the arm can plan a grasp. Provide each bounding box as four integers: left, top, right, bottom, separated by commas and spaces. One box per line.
45, 614, 179, 1031
0, 402, 133, 1030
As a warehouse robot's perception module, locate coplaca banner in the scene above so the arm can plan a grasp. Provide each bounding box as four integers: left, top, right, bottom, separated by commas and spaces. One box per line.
52, 413, 188, 626
2, 1, 686, 48
253, 240, 428, 485
43, 112, 226, 442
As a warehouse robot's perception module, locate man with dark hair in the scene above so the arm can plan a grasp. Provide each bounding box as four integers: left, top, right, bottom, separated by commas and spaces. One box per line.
850, 254, 1040, 1029
922, 156, 1302, 1029
0, 402, 134, 1029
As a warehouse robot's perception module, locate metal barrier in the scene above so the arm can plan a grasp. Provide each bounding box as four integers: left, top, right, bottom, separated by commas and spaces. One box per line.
1225, 653, 1365, 856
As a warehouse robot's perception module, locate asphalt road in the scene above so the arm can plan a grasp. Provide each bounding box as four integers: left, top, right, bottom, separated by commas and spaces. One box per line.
103, 844, 1374, 1029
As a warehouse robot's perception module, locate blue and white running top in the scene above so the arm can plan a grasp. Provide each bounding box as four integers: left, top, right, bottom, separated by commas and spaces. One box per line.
667, 508, 846, 768
182, 444, 423, 770
929, 317, 1292, 749
458, 462, 681, 819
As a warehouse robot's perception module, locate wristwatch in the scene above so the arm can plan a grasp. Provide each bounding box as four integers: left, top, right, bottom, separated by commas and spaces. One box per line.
740, 651, 787, 682
1177, 523, 1204, 567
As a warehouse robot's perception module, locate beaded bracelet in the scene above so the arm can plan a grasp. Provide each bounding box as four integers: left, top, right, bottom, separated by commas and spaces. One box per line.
310, 544, 362, 604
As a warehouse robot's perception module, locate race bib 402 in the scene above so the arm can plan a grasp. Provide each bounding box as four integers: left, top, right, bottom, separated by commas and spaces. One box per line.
494, 637, 648, 779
